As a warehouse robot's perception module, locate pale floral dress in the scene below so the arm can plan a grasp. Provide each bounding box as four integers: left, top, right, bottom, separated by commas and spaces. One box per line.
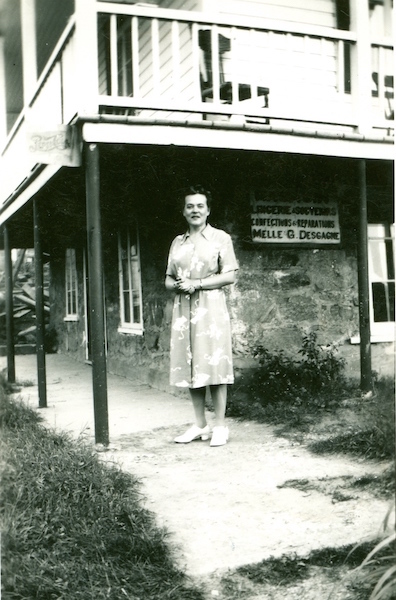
166, 223, 238, 388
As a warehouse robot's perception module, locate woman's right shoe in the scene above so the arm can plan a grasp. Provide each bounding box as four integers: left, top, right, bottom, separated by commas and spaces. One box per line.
210, 426, 229, 447
174, 425, 210, 443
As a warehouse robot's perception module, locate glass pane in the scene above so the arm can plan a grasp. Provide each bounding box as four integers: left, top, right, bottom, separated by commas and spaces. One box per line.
123, 290, 131, 323
389, 282, 395, 322
372, 282, 389, 322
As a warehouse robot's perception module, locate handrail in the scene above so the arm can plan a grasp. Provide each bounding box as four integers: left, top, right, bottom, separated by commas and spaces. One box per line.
1, 17, 76, 157
96, 2, 358, 43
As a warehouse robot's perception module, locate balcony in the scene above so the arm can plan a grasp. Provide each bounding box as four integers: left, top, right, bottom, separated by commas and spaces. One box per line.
0, 3, 394, 208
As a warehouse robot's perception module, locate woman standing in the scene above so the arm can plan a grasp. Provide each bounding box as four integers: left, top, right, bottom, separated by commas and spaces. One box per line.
165, 185, 238, 446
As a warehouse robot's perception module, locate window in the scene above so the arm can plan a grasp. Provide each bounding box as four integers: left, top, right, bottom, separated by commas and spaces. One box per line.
118, 225, 143, 334
368, 224, 395, 341
65, 248, 79, 321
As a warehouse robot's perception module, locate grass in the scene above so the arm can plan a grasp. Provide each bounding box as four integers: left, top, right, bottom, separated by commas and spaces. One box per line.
0, 391, 204, 600
218, 541, 396, 599
308, 378, 395, 462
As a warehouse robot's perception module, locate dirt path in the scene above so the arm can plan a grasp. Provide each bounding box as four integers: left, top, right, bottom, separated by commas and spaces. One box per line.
102, 418, 391, 584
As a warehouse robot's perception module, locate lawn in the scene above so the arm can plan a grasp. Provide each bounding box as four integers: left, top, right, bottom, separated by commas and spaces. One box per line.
0, 384, 204, 600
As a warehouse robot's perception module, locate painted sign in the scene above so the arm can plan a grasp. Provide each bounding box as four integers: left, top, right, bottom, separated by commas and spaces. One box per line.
250, 193, 340, 245
27, 125, 81, 167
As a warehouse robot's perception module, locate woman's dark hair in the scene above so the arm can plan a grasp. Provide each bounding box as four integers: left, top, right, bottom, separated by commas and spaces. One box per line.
181, 184, 212, 210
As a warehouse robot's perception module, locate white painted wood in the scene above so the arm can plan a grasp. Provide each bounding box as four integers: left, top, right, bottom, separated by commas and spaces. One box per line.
0, 38, 7, 145
82, 121, 395, 160
0, 163, 61, 224
21, 0, 38, 105
74, 0, 99, 114
62, 35, 79, 122
96, 3, 356, 41
172, 20, 181, 98
211, 25, 220, 103
132, 16, 141, 96
350, 0, 372, 135
110, 15, 118, 95
151, 18, 160, 93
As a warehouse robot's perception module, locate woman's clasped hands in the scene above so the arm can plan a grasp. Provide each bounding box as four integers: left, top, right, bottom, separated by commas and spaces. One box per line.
174, 276, 196, 295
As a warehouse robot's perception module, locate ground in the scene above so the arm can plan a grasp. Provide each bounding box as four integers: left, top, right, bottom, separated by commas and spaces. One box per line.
2, 355, 394, 600
101, 418, 393, 600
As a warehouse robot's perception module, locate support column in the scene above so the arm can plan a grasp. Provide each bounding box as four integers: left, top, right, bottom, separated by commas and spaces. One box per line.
349, 0, 372, 136
3, 224, 15, 383
21, 0, 37, 106
33, 198, 47, 408
85, 142, 109, 446
357, 159, 372, 394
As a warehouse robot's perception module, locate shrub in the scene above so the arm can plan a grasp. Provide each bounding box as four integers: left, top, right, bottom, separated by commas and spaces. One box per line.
228, 332, 351, 425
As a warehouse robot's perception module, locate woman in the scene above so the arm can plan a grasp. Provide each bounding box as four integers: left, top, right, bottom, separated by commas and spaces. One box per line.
165, 185, 238, 446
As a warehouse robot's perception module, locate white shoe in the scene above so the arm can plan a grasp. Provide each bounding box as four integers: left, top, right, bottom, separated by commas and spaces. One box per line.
174, 425, 210, 443
210, 426, 229, 447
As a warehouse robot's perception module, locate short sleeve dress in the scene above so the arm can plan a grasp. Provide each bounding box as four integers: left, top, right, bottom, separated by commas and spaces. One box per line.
166, 223, 238, 388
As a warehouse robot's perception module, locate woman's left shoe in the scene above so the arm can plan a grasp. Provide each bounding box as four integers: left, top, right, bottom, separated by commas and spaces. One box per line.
210, 426, 229, 447
174, 424, 210, 443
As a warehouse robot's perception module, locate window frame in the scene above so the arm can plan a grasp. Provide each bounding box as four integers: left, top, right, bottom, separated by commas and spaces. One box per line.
118, 224, 144, 335
64, 248, 79, 322
367, 223, 395, 342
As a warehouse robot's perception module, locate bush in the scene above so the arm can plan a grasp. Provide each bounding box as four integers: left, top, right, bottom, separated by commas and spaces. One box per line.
228, 332, 352, 425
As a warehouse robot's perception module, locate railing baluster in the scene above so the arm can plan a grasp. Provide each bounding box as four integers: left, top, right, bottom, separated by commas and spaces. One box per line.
211, 25, 220, 104
231, 26, 238, 104
337, 40, 345, 94
378, 45, 385, 116
172, 20, 180, 99
132, 16, 140, 97
250, 29, 258, 102
110, 14, 118, 96
151, 18, 160, 95
191, 22, 201, 102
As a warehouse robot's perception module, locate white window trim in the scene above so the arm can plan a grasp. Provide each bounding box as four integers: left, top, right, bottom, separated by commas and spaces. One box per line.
64, 248, 79, 322
350, 223, 395, 344
118, 225, 144, 335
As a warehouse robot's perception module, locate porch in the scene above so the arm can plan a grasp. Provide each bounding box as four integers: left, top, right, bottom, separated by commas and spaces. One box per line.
0, 2, 394, 207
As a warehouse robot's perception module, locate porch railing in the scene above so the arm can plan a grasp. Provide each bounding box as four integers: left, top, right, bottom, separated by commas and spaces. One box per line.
0, 4, 394, 209
96, 4, 394, 132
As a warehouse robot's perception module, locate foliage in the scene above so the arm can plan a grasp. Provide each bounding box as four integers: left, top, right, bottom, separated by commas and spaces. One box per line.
0, 392, 204, 600
309, 377, 395, 461
342, 506, 396, 600
228, 331, 351, 426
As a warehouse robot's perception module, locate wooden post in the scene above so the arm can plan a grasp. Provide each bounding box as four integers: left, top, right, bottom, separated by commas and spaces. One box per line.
357, 159, 372, 393
85, 142, 109, 446
3, 224, 16, 383
21, 0, 37, 105
349, 0, 372, 136
33, 198, 47, 408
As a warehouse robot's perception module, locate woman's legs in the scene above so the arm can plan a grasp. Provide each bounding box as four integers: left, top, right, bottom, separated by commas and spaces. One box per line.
210, 384, 227, 427
189, 387, 207, 428
189, 384, 227, 427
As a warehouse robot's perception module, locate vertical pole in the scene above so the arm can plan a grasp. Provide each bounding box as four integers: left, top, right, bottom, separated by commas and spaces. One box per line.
3, 225, 16, 383
349, 0, 372, 136
85, 142, 109, 446
20, 0, 37, 106
357, 159, 372, 394
33, 198, 47, 407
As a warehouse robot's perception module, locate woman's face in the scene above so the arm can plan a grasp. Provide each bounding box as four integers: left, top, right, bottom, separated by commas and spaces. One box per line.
183, 193, 210, 229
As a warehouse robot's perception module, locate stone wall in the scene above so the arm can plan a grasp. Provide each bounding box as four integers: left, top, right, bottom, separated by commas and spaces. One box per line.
47, 149, 394, 389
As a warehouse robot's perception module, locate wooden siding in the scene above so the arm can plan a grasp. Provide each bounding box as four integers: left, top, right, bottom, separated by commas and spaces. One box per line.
216, 0, 337, 29
159, 0, 201, 10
